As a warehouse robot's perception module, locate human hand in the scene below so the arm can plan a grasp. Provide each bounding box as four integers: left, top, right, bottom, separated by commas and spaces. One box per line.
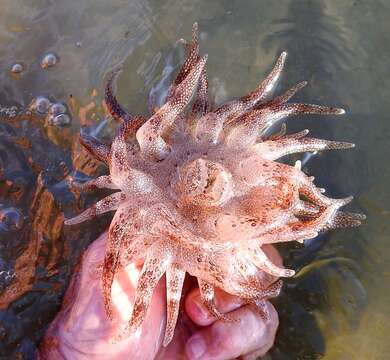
39, 232, 280, 360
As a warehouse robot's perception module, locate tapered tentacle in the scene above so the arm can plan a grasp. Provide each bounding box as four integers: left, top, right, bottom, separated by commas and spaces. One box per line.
102, 207, 144, 319
263, 127, 311, 142
258, 103, 345, 135
119, 235, 155, 266
223, 112, 262, 148
198, 279, 233, 321
258, 227, 318, 245
79, 132, 111, 163
266, 123, 287, 141
298, 176, 352, 207
64, 191, 127, 225
294, 200, 320, 217
226, 101, 343, 149
118, 243, 171, 339
109, 117, 153, 191
255, 137, 355, 161
119, 116, 147, 141
136, 55, 207, 160
214, 210, 295, 244
251, 281, 282, 319
246, 246, 295, 277
283, 129, 310, 139
261, 81, 307, 108
226, 101, 345, 148
167, 22, 200, 100
105, 68, 133, 123
256, 280, 283, 299
191, 68, 210, 117
163, 264, 186, 347
70, 175, 118, 192
260, 197, 354, 245
268, 102, 345, 117
215, 52, 287, 118
321, 211, 366, 231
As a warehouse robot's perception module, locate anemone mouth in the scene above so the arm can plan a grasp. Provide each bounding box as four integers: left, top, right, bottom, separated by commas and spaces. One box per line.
174, 157, 233, 207
64, 22, 363, 346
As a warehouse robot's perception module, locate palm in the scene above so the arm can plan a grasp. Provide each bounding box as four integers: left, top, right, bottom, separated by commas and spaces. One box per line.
39, 232, 279, 360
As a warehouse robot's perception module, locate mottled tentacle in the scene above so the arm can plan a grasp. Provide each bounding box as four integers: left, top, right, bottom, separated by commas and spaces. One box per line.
215, 52, 287, 118
198, 279, 233, 321
298, 177, 349, 207
163, 264, 186, 347
64, 191, 127, 225
294, 200, 320, 217
116, 115, 147, 139
119, 244, 171, 339
321, 211, 366, 231
257, 103, 345, 136
105, 68, 133, 123
79, 132, 111, 163
70, 175, 118, 192
266, 123, 287, 141
251, 280, 282, 319
103, 207, 144, 319
262, 81, 307, 108
283, 129, 310, 139
167, 22, 200, 100
246, 246, 295, 277
225, 102, 345, 148
259, 197, 354, 245
256, 137, 355, 161
191, 68, 210, 117
136, 55, 207, 160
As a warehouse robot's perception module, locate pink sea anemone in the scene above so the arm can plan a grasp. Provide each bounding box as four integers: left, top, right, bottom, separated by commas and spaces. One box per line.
65, 23, 364, 346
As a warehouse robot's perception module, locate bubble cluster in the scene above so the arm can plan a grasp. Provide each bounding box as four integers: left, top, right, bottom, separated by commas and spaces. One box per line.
47, 102, 71, 126
28, 97, 72, 127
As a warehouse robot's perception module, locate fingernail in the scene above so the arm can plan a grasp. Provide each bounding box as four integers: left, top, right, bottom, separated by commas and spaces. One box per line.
193, 297, 210, 321
186, 334, 207, 360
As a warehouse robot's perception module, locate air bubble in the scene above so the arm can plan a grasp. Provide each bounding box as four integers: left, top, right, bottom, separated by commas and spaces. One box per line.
41, 52, 59, 69
49, 102, 66, 116
0, 207, 24, 232
0, 268, 16, 293
31, 96, 51, 114
10, 63, 24, 74
48, 113, 71, 127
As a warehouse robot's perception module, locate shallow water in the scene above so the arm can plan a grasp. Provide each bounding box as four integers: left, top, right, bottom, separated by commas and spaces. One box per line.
0, 0, 389, 358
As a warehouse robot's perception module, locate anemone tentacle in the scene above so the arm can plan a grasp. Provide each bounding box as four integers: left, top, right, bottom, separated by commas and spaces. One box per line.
65, 23, 363, 346
105, 68, 133, 123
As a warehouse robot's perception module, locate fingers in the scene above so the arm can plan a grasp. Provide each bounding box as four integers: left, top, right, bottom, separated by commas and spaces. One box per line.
185, 287, 244, 326
184, 245, 281, 360
185, 301, 279, 360
185, 244, 282, 327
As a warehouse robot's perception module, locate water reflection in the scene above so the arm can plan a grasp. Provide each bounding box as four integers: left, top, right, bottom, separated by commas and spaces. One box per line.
0, 0, 389, 358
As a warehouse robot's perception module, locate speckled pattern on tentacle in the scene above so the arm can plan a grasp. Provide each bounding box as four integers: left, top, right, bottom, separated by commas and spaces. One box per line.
65, 23, 364, 346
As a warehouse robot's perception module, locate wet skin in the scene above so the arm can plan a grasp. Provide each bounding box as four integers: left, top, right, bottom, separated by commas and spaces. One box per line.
39, 232, 280, 360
